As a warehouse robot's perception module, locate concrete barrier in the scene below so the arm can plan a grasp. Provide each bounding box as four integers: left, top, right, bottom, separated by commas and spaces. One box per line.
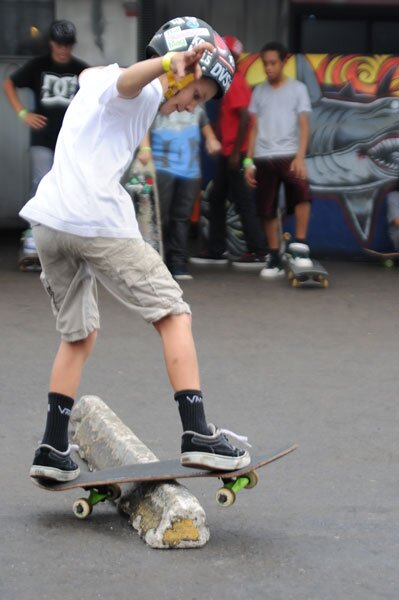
70, 395, 210, 549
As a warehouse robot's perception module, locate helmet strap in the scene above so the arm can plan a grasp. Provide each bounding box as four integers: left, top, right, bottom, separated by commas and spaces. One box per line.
164, 72, 195, 99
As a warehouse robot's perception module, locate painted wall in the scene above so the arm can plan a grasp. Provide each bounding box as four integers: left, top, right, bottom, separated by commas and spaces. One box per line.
2, 10, 398, 254
55, 0, 138, 66
0, 59, 32, 227
141, 0, 289, 55
238, 53, 399, 254
0, 1, 138, 227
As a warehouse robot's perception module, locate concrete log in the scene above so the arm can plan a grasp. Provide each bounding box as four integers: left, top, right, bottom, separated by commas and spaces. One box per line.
71, 395, 210, 549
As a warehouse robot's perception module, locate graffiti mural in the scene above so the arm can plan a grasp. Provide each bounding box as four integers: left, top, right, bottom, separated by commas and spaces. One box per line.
217, 53, 399, 253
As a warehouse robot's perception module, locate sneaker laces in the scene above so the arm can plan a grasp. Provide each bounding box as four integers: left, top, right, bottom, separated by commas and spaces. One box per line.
218, 428, 252, 448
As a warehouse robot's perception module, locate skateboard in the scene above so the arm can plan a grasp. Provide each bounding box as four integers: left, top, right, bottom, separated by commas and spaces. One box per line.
32, 443, 298, 518
18, 229, 41, 272
124, 158, 163, 257
363, 248, 399, 268
285, 258, 329, 288
283, 233, 329, 288
18, 252, 41, 272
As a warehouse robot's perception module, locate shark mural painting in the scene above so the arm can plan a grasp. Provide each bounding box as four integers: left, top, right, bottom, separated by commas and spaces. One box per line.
208, 53, 399, 255
296, 54, 399, 246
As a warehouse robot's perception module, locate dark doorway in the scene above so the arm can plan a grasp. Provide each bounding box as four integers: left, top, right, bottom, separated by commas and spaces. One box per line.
290, 2, 399, 54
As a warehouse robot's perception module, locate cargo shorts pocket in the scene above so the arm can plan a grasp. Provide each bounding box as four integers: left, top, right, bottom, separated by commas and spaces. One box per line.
118, 243, 176, 310
92, 239, 187, 320
40, 272, 60, 317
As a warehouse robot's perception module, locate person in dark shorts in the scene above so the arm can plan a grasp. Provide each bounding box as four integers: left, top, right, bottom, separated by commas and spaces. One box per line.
19, 17, 250, 483
3, 20, 88, 269
244, 41, 312, 279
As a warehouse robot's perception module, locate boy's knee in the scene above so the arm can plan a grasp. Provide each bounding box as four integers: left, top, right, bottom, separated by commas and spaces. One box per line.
65, 330, 97, 356
153, 311, 192, 333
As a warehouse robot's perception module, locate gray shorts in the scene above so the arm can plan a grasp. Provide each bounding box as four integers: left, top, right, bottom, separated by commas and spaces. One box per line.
32, 225, 191, 342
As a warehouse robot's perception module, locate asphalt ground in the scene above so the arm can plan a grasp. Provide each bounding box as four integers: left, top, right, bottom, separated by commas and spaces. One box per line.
1, 231, 398, 600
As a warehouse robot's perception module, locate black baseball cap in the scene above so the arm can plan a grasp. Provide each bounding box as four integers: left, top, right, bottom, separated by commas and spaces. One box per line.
49, 20, 77, 45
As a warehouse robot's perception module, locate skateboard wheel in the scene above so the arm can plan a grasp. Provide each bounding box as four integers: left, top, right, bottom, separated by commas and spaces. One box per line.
287, 270, 294, 280
72, 498, 92, 519
216, 487, 236, 507
245, 470, 259, 490
107, 484, 122, 501
291, 277, 299, 288
321, 278, 329, 289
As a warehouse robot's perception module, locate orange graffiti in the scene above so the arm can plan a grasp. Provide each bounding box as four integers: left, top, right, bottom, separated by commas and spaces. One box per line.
237, 53, 399, 96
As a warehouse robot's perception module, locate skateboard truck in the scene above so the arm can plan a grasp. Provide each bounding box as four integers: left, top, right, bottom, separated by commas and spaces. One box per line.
72, 473, 259, 516
73, 473, 260, 516
73, 484, 122, 519
216, 470, 259, 507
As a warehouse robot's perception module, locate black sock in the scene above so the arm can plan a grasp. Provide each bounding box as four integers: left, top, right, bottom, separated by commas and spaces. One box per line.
295, 237, 307, 245
174, 390, 209, 435
41, 392, 74, 452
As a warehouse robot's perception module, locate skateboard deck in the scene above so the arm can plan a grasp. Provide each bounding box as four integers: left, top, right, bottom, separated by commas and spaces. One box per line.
285, 258, 329, 288
364, 248, 399, 267
18, 230, 41, 272
18, 252, 41, 272
124, 158, 163, 257
32, 443, 298, 516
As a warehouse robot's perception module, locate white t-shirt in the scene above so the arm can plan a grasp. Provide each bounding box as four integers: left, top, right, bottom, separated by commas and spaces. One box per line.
249, 78, 311, 158
20, 64, 163, 238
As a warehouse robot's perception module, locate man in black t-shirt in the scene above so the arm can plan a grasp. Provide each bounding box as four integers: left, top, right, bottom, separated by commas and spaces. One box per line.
3, 20, 88, 270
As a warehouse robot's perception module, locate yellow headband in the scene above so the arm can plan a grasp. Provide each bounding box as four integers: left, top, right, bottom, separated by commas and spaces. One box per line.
164, 71, 195, 100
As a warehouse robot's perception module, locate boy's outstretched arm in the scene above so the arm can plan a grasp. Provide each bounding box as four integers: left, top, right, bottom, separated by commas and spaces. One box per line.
116, 42, 214, 99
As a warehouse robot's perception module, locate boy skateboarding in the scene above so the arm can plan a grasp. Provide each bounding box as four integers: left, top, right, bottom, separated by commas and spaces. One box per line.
22, 17, 250, 482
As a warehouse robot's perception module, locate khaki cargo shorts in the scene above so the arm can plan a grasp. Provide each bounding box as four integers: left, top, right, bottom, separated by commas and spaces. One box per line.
32, 224, 191, 342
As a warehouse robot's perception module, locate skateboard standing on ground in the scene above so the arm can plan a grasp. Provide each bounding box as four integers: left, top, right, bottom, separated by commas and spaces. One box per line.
18, 229, 41, 272
363, 248, 399, 268
283, 232, 329, 288
125, 158, 163, 258
32, 443, 298, 518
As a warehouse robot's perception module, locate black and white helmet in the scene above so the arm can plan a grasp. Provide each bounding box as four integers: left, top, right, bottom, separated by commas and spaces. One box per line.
146, 16, 235, 98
